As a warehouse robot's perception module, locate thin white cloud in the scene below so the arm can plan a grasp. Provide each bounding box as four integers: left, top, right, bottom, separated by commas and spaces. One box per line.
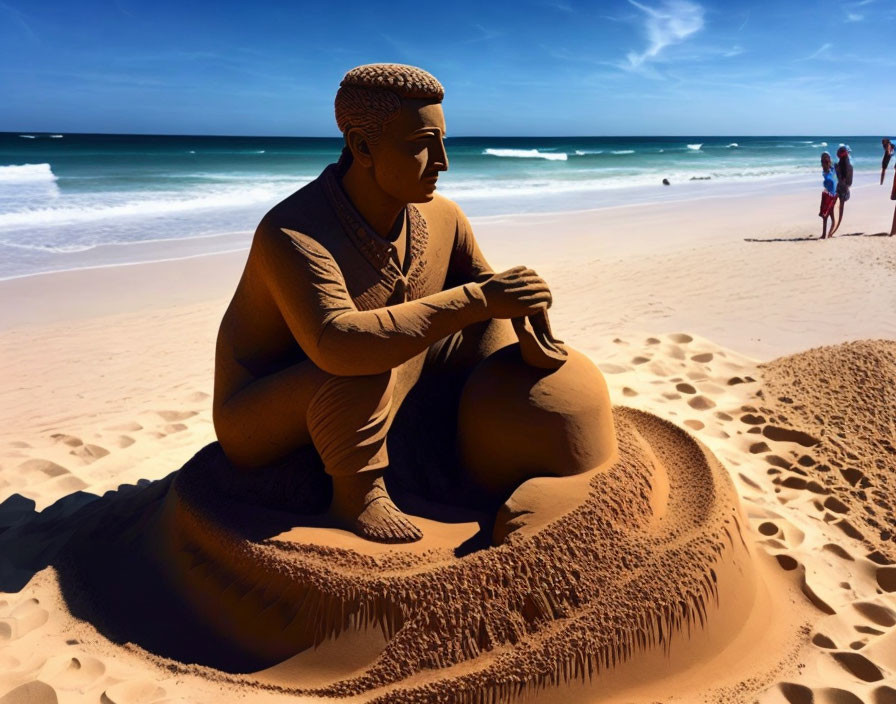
724, 45, 744, 58
463, 23, 504, 44
0, 1, 37, 41
623, 0, 705, 70
798, 43, 832, 61
846, 12, 864, 21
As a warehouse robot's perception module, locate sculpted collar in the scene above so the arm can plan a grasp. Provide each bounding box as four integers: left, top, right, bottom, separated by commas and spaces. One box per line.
320, 164, 428, 278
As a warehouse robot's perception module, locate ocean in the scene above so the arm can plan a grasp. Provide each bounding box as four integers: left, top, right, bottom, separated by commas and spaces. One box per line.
0, 133, 884, 279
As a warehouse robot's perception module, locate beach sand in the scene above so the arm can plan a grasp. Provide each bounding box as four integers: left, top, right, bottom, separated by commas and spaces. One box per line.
1, 181, 894, 703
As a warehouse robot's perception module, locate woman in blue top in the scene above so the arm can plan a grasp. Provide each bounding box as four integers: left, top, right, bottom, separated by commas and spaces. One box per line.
819, 151, 838, 240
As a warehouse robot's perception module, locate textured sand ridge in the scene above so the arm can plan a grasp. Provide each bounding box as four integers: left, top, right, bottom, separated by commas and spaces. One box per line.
757, 340, 896, 562
147, 406, 756, 702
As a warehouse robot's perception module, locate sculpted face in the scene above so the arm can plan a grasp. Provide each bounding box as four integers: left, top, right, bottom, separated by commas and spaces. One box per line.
366, 99, 448, 204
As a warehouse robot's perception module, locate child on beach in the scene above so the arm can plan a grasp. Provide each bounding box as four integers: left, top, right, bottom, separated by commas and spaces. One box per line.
819, 152, 838, 239
828, 146, 853, 237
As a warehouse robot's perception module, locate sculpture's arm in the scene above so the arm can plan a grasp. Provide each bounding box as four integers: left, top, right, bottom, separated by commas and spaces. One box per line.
447, 204, 494, 286
450, 205, 568, 369
259, 226, 490, 377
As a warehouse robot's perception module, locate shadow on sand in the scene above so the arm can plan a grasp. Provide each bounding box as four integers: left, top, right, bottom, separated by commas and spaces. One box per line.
744, 231, 890, 243
0, 377, 494, 673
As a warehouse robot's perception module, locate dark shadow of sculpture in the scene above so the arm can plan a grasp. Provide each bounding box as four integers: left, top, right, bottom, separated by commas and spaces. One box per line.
0, 365, 496, 673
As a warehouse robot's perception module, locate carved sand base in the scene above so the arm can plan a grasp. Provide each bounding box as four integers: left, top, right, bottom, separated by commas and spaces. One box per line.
153, 406, 758, 702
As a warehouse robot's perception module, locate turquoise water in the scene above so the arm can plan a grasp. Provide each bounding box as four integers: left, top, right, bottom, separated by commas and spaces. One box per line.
0, 133, 885, 278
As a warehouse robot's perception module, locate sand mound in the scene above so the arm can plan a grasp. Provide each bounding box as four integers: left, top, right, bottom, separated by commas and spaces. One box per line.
753, 340, 896, 563
147, 406, 757, 702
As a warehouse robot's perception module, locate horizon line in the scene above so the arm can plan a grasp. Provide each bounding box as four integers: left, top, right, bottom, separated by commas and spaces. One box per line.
0, 130, 885, 140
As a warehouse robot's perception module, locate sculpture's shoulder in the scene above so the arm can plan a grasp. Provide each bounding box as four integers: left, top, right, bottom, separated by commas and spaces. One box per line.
253, 176, 332, 256
414, 192, 466, 238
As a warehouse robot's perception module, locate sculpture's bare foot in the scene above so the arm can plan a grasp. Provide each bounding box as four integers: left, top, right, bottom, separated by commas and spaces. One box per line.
330, 472, 423, 543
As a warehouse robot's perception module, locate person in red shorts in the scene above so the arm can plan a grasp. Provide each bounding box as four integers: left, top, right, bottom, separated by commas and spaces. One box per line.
819, 151, 838, 240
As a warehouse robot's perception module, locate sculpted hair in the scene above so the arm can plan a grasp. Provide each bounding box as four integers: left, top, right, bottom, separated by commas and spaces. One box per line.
334, 64, 445, 144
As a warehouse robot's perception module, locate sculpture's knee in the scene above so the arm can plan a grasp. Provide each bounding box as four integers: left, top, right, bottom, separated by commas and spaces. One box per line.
306, 369, 397, 477
458, 346, 617, 500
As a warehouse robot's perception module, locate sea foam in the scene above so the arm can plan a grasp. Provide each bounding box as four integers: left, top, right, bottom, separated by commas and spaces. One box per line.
0, 183, 294, 230
0, 163, 58, 183
687, 143, 703, 151
484, 148, 568, 161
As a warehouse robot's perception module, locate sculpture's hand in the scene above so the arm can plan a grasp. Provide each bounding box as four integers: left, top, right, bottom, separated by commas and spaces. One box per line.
513, 310, 567, 370
478, 266, 552, 319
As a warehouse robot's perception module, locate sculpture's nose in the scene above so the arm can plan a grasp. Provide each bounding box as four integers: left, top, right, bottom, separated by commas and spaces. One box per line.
432, 138, 449, 172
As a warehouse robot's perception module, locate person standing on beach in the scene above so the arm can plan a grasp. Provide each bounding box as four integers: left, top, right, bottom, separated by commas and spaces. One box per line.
890, 159, 896, 236
819, 152, 838, 240
828, 146, 853, 237
881, 138, 894, 185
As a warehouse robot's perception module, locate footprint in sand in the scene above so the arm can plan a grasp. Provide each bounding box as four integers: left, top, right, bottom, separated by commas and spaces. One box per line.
872, 686, 896, 704
815, 688, 864, 704
853, 602, 896, 628
812, 632, 837, 649
156, 410, 197, 422
676, 383, 696, 394
0, 598, 49, 641
683, 419, 704, 430
876, 566, 896, 592
622, 387, 638, 397
668, 333, 693, 344
39, 654, 106, 691
761, 425, 821, 448
0, 681, 58, 704
162, 423, 188, 434
821, 543, 853, 561
185, 391, 210, 403
17, 459, 69, 478
116, 435, 136, 448
631, 356, 650, 365
740, 413, 766, 425
105, 422, 143, 432
691, 352, 714, 363
70, 444, 110, 463
831, 651, 885, 682
50, 433, 82, 448
687, 395, 716, 410
101, 680, 167, 704
665, 345, 686, 360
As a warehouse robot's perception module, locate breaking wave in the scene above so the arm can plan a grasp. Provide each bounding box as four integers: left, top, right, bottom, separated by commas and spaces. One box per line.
484, 148, 568, 161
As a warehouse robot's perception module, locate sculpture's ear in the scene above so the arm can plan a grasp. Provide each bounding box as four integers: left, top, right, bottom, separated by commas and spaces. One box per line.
346, 128, 373, 169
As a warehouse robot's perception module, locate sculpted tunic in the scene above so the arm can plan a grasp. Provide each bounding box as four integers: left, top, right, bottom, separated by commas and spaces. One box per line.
214, 164, 500, 475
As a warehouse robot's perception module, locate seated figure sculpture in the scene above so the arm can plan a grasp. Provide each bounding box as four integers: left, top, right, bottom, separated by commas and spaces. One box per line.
212, 64, 617, 543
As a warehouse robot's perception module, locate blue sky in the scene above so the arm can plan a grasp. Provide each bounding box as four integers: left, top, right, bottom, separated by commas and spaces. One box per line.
1, 0, 893, 136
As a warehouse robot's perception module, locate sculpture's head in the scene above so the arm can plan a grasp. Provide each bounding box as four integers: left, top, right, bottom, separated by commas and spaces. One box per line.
335, 63, 447, 204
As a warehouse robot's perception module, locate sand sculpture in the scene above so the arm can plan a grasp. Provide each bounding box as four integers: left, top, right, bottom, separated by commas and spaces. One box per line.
151, 64, 761, 700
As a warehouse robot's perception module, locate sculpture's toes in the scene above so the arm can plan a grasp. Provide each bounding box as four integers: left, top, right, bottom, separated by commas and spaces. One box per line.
355, 497, 423, 544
